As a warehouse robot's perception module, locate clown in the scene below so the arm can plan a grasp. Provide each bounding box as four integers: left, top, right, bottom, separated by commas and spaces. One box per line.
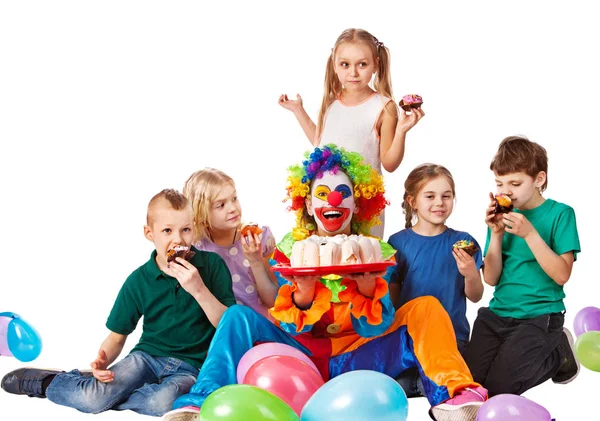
164, 145, 487, 421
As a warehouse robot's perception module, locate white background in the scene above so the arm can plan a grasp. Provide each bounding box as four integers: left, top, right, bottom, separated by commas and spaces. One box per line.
1, 1, 598, 420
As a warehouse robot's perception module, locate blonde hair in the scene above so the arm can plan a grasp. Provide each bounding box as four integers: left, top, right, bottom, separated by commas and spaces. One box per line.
402, 164, 456, 228
316, 28, 394, 139
183, 168, 236, 242
147, 189, 190, 226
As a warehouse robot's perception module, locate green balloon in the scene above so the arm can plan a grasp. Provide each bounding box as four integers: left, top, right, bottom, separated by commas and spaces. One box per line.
199, 384, 300, 421
575, 331, 600, 372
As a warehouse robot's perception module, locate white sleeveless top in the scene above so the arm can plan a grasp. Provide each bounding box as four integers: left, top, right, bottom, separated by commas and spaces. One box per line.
318, 92, 391, 239
319, 92, 392, 174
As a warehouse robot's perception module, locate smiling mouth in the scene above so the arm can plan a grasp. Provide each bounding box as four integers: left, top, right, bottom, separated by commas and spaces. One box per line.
323, 210, 343, 219
314, 207, 351, 232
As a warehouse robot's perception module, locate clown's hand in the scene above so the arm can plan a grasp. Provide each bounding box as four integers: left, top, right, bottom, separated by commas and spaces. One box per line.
285, 275, 320, 291
281, 275, 320, 310
348, 271, 387, 298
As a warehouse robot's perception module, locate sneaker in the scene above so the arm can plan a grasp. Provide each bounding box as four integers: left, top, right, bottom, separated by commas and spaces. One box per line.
429, 386, 487, 421
552, 327, 580, 384
162, 406, 201, 421
1, 368, 63, 398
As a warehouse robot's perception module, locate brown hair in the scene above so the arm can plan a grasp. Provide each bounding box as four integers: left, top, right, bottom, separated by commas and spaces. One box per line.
490, 135, 548, 192
316, 28, 394, 140
183, 168, 236, 242
147, 189, 190, 225
402, 164, 456, 228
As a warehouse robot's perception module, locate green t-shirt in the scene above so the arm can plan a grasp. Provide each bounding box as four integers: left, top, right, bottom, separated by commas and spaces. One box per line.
485, 199, 580, 319
106, 247, 236, 369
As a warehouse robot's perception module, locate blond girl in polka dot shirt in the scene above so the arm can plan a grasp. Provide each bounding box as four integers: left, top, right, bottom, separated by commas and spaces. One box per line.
183, 168, 279, 318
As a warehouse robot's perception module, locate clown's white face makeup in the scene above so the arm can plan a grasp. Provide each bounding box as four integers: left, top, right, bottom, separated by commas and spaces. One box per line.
306, 170, 356, 235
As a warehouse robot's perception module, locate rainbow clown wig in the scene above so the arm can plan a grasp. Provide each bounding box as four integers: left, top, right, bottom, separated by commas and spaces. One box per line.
286, 144, 388, 237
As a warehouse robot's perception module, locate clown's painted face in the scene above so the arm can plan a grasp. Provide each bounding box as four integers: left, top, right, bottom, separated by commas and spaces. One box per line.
307, 170, 356, 235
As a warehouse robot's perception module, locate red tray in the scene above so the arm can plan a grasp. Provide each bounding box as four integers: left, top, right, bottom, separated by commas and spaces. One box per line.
271, 261, 395, 276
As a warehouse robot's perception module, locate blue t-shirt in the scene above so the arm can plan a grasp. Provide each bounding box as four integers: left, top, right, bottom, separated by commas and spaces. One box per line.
387, 227, 483, 342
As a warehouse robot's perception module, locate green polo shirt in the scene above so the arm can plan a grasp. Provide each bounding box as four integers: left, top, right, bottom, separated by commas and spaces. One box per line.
106, 247, 235, 369
485, 199, 580, 319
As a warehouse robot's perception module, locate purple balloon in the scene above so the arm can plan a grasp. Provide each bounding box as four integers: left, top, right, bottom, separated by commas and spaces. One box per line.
573, 306, 600, 337
476, 394, 551, 421
0, 316, 13, 357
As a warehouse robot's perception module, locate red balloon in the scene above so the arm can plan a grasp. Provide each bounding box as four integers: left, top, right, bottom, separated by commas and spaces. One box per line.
243, 355, 325, 416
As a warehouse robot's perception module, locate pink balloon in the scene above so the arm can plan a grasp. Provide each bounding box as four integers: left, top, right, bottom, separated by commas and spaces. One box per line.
236, 342, 320, 384
243, 355, 325, 416
0, 316, 13, 357
573, 306, 600, 337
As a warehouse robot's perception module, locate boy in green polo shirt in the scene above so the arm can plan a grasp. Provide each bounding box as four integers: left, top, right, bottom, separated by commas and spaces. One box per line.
1, 189, 236, 416
465, 136, 581, 397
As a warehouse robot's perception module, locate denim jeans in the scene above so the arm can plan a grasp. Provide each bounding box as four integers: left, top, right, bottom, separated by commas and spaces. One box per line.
395, 339, 469, 398
46, 351, 198, 417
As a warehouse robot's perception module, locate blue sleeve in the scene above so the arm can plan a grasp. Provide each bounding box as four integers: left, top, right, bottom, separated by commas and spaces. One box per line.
466, 233, 484, 269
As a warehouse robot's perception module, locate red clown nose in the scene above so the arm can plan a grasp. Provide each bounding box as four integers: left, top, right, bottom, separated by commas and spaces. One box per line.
327, 191, 343, 207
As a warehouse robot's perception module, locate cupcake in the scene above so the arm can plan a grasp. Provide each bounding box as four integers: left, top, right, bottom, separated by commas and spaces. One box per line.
167, 245, 195, 264
399, 94, 423, 111
241, 223, 263, 237
494, 194, 514, 214
452, 240, 478, 257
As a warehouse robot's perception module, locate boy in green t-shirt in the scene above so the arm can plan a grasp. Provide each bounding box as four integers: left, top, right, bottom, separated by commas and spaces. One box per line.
1, 189, 236, 416
465, 136, 581, 396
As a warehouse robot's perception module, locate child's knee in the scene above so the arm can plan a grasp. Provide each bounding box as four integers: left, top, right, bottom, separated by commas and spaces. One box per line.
149, 381, 196, 416
222, 304, 255, 323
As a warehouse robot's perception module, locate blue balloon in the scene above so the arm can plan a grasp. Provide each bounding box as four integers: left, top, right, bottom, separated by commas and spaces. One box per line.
7, 317, 42, 362
301, 370, 408, 421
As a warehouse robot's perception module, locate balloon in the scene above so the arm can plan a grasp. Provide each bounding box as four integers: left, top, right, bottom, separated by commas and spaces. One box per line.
0, 316, 13, 357
7, 317, 43, 362
237, 342, 320, 384
476, 394, 551, 420
573, 306, 600, 337
198, 384, 299, 421
301, 370, 408, 421
243, 355, 324, 416
575, 331, 600, 372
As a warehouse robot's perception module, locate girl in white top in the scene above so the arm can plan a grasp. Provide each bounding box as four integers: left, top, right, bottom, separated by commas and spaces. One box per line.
279, 29, 424, 238
279, 28, 425, 175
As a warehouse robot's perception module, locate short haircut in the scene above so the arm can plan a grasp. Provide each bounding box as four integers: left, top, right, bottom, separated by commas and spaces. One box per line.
490, 135, 549, 191
146, 189, 190, 226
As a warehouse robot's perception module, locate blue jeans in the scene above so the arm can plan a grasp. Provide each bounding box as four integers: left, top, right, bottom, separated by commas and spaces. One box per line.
396, 339, 469, 398
46, 351, 198, 417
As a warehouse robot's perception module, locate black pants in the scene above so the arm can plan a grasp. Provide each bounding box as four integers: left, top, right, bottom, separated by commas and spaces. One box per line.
465, 307, 565, 396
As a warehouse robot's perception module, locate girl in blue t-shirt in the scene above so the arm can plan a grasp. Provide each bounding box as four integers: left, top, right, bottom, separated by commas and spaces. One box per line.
387, 163, 484, 397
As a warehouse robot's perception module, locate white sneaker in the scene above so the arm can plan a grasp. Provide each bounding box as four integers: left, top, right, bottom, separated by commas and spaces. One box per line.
429, 386, 487, 421
161, 406, 200, 421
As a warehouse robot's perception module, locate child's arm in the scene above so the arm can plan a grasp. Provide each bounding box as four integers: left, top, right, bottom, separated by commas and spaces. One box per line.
90, 331, 127, 382
483, 193, 506, 286
503, 212, 575, 285
169, 258, 228, 327
389, 283, 402, 309
380, 102, 425, 173
453, 249, 484, 302
278, 94, 318, 146
242, 233, 279, 307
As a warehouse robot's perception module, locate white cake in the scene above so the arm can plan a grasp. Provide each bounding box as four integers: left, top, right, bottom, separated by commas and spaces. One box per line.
290, 234, 383, 267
